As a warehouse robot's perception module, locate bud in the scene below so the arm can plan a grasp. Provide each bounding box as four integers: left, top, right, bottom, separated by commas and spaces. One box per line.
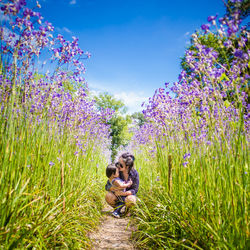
37, 1, 41, 8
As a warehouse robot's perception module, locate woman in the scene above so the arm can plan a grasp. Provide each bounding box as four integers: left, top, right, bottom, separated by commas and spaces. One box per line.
105, 152, 139, 211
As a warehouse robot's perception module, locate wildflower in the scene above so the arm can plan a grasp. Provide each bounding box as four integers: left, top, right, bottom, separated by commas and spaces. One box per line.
207, 15, 217, 25
230, 0, 243, 3
234, 49, 244, 59
207, 15, 217, 22
183, 153, 191, 160
201, 24, 210, 33
49, 161, 55, 166
182, 162, 188, 167
36, 1, 41, 8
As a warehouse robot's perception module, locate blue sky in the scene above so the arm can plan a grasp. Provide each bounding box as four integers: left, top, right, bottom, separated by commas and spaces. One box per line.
39, 0, 227, 114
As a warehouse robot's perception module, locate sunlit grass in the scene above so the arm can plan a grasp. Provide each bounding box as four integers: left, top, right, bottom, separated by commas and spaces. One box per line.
0, 100, 108, 248
134, 130, 249, 249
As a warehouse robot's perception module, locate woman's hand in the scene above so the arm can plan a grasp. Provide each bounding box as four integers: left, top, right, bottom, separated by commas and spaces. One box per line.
127, 179, 132, 187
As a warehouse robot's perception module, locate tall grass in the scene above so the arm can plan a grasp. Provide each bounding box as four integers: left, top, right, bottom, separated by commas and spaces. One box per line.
0, 99, 108, 248
0, 2, 111, 247
130, 3, 249, 248
0, 48, 108, 248
132, 127, 249, 249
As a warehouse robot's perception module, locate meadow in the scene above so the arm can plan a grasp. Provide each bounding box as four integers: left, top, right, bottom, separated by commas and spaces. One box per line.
0, 0, 249, 249
129, 3, 249, 248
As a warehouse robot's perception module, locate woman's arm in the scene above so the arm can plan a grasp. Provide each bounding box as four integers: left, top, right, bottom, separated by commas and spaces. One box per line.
127, 170, 139, 195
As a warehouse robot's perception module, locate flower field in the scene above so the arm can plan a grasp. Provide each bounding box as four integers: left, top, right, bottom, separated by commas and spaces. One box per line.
0, 0, 111, 248
0, 0, 249, 249
129, 1, 249, 248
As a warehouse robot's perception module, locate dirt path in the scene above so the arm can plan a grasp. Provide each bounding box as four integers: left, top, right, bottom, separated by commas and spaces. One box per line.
89, 205, 136, 249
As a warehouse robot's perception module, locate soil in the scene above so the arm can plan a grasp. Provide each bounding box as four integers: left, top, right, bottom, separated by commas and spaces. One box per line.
88, 205, 137, 250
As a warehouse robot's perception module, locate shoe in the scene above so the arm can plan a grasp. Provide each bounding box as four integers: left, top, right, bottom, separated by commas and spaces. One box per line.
111, 211, 120, 218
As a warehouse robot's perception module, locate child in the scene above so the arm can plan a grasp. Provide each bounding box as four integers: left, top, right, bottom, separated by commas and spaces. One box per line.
106, 163, 132, 218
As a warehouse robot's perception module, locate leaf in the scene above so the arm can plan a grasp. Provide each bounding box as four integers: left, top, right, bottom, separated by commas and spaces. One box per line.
224, 100, 230, 108
220, 73, 229, 82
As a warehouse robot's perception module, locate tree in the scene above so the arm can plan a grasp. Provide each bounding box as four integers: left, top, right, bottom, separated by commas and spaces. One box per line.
131, 111, 147, 127
181, 0, 249, 78
94, 92, 127, 114
94, 92, 131, 161
180, 1, 249, 109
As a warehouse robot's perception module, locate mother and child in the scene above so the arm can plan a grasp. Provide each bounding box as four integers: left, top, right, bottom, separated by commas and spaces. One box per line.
105, 152, 139, 218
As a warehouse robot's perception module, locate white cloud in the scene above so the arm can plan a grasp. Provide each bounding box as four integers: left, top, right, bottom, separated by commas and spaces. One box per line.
69, 0, 76, 5
114, 91, 148, 114
56, 26, 72, 34
63, 27, 72, 33
89, 89, 100, 98
87, 80, 149, 114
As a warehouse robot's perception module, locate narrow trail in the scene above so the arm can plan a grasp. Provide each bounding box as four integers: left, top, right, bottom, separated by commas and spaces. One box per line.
89, 205, 137, 250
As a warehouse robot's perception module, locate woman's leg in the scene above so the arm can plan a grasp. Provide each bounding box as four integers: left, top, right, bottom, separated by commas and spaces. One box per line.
125, 195, 136, 208
105, 192, 117, 207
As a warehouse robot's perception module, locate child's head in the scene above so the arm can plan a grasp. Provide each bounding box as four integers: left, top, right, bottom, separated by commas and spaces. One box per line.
106, 163, 119, 178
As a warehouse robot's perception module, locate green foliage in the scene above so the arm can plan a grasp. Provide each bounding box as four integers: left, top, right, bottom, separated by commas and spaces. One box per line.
180, 32, 229, 76
94, 92, 132, 161
180, 30, 249, 109
225, 0, 250, 20
134, 188, 212, 249
133, 130, 249, 249
131, 111, 147, 127
94, 92, 127, 114
0, 98, 107, 248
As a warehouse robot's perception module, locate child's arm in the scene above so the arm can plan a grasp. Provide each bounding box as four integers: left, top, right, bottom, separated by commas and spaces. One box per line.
113, 179, 132, 188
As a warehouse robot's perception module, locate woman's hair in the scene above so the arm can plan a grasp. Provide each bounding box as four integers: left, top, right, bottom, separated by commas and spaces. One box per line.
121, 152, 135, 172
106, 163, 117, 178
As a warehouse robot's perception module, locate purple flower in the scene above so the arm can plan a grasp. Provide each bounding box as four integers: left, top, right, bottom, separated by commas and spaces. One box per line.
182, 162, 188, 167
234, 49, 244, 59
201, 24, 210, 33
207, 15, 217, 22
224, 40, 232, 48
183, 153, 191, 160
49, 161, 55, 166
230, 0, 243, 3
